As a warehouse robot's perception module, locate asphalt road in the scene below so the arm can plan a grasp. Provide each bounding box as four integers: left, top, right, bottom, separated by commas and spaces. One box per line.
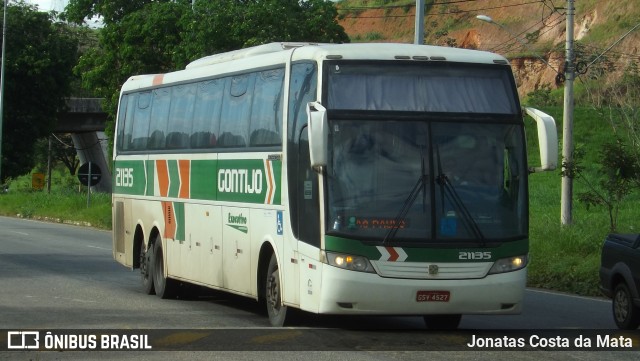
0, 216, 638, 360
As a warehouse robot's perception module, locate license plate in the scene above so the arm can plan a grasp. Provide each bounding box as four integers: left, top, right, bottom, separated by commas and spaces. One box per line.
416, 290, 450, 302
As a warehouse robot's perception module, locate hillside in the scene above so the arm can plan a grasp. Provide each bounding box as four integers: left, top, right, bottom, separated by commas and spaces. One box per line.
336, 0, 640, 98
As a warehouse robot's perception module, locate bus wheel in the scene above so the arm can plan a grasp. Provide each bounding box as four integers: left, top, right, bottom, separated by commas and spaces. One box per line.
423, 314, 462, 330
152, 235, 177, 299
265, 254, 288, 326
141, 241, 154, 295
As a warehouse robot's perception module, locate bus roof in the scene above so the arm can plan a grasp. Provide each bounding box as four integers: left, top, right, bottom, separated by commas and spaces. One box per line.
121, 42, 510, 92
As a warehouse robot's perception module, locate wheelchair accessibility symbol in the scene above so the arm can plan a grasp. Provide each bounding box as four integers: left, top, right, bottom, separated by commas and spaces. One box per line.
276, 211, 283, 235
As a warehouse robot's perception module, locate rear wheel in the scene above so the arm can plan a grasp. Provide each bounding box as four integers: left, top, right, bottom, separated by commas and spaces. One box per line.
152, 235, 177, 299
423, 314, 462, 330
265, 254, 288, 326
613, 282, 640, 330
140, 241, 155, 295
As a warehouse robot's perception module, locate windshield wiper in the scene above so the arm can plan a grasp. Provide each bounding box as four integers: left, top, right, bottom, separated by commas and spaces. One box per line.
383, 146, 428, 245
435, 146, 486, 246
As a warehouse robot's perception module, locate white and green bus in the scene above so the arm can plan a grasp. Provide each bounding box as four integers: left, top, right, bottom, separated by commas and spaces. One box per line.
112, 42, 557, 329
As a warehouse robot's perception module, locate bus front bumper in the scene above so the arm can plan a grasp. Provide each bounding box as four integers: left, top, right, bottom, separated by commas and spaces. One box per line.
317, 265, 526, 315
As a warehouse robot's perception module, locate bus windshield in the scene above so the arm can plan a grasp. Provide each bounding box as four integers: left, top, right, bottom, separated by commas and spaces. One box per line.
326, 119, 527, 243
324, 61, 527, 244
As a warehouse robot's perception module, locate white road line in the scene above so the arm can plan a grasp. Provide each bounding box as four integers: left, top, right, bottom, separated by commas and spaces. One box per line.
9, 230, 29, 236
86, 245, 111, 251
527, 288, 610, 303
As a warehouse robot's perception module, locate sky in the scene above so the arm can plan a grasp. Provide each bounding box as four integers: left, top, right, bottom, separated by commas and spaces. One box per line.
26, 0, 67, 13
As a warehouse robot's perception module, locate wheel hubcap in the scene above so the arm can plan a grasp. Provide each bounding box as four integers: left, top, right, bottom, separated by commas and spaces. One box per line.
614, 290, 629, 322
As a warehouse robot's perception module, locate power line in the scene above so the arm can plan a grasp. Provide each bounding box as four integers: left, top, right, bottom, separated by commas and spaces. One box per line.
339, 0, 525, 11
488, 17, 548, 53
489, 14, 565, 54
339, 0, 545, 19
52, 133, 108, 151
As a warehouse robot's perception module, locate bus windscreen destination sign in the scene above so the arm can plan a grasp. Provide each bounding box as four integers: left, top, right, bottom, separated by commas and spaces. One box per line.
113, 158, 282, 205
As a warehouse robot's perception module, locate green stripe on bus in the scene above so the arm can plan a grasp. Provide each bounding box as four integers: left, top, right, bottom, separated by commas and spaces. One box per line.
191, 159, 218, 200
271, 160, 282, 205
324, 235, 528, 262
217, 159, 269, 204
174, 202, 185, 242
167, 160, 180, 198
114, 157, 281, 206
145, 160, 155, 196
113, 160, 146, 195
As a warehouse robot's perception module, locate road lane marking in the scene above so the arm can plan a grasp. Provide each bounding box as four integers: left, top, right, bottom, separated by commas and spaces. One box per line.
86, 245, 111, 251
154, 332, 210, 347
251, 330, 303, 344
9, 230, 29, 236
527, 288, 609, 303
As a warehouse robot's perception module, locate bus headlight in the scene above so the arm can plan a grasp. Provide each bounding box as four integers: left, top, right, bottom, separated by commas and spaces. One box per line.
488, 255, 528, 274
324, 252, 375, 273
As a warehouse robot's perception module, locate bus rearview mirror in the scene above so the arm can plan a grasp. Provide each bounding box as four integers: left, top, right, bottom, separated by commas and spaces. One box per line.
306, 102, 328, 169
524, 107, 558, 172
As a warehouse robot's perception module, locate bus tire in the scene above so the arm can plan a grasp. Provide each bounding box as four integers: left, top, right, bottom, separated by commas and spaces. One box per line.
152, 235, 177, 299
265, 253, 288, 326
423, 314, 462, 330
141, 241, 154, 295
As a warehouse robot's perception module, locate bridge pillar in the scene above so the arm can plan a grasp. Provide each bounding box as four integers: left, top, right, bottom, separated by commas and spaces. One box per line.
71, 132, 112, 193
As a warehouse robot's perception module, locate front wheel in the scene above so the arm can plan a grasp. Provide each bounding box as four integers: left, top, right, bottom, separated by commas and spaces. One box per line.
265, 254, 288, 326
613, 282, 640, 329
423, 314, 462, 330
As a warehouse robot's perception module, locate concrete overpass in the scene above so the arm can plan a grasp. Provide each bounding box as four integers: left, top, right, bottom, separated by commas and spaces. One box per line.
56, 98, 111, 193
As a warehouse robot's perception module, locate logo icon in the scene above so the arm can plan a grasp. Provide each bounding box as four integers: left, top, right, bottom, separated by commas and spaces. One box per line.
428, 264, 439, 276
7, 331, 40, 349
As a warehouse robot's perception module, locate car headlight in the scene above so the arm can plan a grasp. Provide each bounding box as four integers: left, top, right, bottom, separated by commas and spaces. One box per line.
324, 252, 375, 273
488, 255, 528, 274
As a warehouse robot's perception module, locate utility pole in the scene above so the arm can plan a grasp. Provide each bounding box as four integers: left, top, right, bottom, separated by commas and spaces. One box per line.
415, 0, 425, 44
561, 0, 575, 225
0, 0, 7, 186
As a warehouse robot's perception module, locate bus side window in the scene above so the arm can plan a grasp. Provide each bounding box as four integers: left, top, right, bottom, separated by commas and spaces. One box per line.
249, 69, 284, 147
192, 79, 224, 149
148, 88, 171, 150
117, 94, 132, 152
167, 84, 195, 150
250, 129, 281, 147
130, 91, 151, 150
219, 73, 255, 148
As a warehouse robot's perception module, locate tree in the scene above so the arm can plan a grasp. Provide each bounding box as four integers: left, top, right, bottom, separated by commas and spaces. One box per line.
63, 0, 153, 25
574, 141, 638, 232
68, 0, 349, 153
33, 134, 80, 177
0, 3, 78, 183
73, 1, 190, 153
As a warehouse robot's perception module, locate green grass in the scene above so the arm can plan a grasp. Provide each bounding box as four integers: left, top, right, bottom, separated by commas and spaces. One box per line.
525, 106, 640, 296
1, 104, 637, 296
0, 169, 112, 229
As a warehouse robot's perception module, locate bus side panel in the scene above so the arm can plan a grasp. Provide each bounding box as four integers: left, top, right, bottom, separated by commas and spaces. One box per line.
112, 197, 133, 268
187, 203, 223, 288
249, 208, 286, 300
298, 241, 323, 313
281, 211, 300, 308
222, 206, 252, 295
